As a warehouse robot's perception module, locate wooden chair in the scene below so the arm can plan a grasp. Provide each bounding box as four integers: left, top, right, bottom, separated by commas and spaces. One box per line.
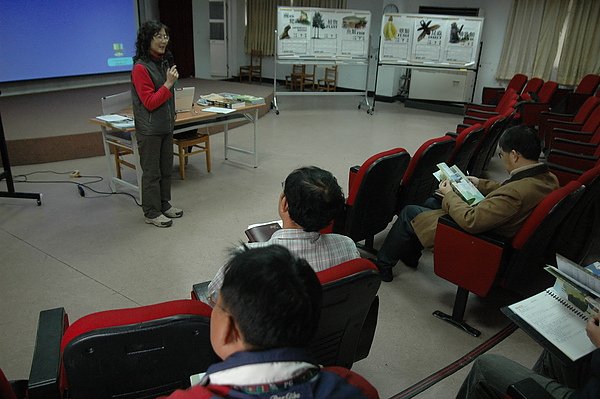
303, 65, 317, 90
173, 128, 211, 180
318, 65, 338, 92
285, 64, 306, 91
239, 49, 262, 83
100, 91, 134, 180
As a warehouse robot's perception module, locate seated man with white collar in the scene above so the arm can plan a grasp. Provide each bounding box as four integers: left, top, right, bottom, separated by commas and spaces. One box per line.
163, 245, 379, 399
206, 166, 360, 296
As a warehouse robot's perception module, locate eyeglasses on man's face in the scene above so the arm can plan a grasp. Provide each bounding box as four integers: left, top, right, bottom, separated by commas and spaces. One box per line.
153, 34, 170, 41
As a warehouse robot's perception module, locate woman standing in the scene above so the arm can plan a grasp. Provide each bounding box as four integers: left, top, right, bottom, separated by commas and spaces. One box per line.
131, 21, 182, 227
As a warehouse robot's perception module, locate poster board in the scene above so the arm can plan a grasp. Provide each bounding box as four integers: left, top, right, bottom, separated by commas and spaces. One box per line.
379, 13, 484, 69
277, 7, 371, 62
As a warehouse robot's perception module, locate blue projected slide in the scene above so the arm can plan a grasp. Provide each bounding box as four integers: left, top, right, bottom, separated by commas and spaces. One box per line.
0, 0, 138, 82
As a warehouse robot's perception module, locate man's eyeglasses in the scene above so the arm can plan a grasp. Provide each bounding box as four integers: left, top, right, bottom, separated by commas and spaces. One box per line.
154, 34, 170, 41
207, 289, 218, 308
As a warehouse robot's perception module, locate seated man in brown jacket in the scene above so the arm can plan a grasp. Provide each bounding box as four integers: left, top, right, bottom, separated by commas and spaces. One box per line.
376, 125, 559, 282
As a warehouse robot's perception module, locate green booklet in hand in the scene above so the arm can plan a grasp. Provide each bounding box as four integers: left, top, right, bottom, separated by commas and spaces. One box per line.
433, 162, 485, 205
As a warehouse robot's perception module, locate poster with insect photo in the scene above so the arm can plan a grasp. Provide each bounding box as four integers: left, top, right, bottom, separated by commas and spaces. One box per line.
379, 14, 483, 69
277, 7, 371, 61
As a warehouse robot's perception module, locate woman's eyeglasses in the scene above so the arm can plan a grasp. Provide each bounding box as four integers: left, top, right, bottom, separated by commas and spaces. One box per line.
153, 34, 170, 41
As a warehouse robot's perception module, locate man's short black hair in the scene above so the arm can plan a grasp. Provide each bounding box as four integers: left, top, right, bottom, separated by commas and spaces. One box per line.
283, 166, 345, 232
220, 245, 322, 350
498, 125, 542, 161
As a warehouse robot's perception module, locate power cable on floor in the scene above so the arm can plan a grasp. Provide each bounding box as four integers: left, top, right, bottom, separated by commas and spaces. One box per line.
12, 170, 141, 206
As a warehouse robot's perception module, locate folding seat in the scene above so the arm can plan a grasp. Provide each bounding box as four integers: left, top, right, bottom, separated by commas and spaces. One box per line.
191, 258, 381, 369
553, 165, 600, 263
431, 181, 584, 336
519, 80, 559, 126
310, 258, 381, 368
562, 74, 600, 114
333, 148, 411, 252
27, 300, 217, 399
446, 124, 485, 172
551, 129, 600, 155
546, 105, 600, 150
547, 144, 600, 175
481, 73, 528, 105
466, 111, 515, 177
538, 96, 600, 146
518, 77, 544, 101
464, 88, 518, 117
395, 136, 456, 212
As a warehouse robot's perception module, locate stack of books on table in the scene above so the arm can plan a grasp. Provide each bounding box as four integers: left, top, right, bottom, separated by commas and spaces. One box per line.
197, 93, 245, 109
197, 93, 265, 108
235, 94, 265, 105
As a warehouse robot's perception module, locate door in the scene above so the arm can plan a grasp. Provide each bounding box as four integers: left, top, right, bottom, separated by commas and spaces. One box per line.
209, 0, 228, 77
158, 0, 194, 78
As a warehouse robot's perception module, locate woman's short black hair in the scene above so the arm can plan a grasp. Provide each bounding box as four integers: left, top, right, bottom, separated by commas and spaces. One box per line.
498, 125, 542, 161
133, 20, 170, 62
283, 166, 345, 232
220, 245, 322, 350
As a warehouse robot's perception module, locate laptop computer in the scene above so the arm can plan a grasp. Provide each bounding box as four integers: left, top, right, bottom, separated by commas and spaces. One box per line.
174, 87, 195, 113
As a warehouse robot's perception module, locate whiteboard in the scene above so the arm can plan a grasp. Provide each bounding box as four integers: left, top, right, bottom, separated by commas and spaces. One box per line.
277, 7, 371, 62
379, 13, 484, 69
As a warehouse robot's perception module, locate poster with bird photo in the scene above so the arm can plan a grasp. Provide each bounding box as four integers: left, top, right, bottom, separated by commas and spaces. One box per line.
277, 7, 370, 61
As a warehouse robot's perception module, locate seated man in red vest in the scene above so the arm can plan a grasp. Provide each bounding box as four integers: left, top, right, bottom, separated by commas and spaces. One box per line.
376, 125, 559, 282
163, 245, 379, 399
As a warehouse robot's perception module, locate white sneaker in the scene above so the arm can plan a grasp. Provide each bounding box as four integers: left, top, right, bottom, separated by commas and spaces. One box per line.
145, 214, 173, 227
163, 206, 183, 218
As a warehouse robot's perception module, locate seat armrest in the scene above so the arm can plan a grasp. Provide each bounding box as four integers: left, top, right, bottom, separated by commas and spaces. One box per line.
550, 129, 594, 145
348, 165, 360, 194
551, 138, 598, 155
465, 109, 500, 118
28, 308, 66, 399
354, 296, 379, 362
437, 215, 508, 246
445, 131, 459, 138
507, 378, 554, 399
465, 103, 497, 112
463, 115, 487, 126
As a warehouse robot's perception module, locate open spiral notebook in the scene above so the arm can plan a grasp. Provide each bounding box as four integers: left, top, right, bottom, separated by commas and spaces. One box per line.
503, 256, 599, 362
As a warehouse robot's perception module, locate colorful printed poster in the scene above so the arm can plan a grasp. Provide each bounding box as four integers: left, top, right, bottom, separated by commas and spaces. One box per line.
379, 13, 483, 68
380, 14, 412, 62
277, 7, 370, 61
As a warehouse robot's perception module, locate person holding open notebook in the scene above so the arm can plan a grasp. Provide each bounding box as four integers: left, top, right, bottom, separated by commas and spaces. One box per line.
375, 125, 559, 282
131, 21, 183, 228
456, 314, 600, 398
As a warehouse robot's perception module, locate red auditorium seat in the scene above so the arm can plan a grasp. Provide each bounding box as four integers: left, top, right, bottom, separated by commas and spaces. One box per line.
546, 105, 600, 150
431, 181, 584, 336
333, 148, 411, 252
519, 77, 544, 101
519, 80, 559, 126
446, 124, 485, 172
538, 96, 600, 145
27, 300, 217, 399
481, 73, 528, 105
312, 258, 381, 368
396, 136, 456, 212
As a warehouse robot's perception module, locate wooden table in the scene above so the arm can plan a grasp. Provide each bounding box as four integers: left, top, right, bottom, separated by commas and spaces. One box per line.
90, 103, 265, 197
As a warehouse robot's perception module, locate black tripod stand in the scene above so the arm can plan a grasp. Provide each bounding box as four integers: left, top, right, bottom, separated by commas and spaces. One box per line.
0, 91, 42, 205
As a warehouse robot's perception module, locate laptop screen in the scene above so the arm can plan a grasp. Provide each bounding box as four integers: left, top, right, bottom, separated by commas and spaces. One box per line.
174, 87, 195, 113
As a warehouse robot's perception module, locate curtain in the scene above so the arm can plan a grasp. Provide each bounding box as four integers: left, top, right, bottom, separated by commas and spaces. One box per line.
531, 0, 570, 78
557, 0, 600, 85
245, 0, 347, 55
496, 0, 547, 80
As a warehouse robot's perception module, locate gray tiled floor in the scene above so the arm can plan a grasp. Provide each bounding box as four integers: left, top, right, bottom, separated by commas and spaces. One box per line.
0, 95, 543, 398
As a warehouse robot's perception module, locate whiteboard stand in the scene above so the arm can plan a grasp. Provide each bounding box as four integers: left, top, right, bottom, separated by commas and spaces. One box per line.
272, 31, 373, 115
